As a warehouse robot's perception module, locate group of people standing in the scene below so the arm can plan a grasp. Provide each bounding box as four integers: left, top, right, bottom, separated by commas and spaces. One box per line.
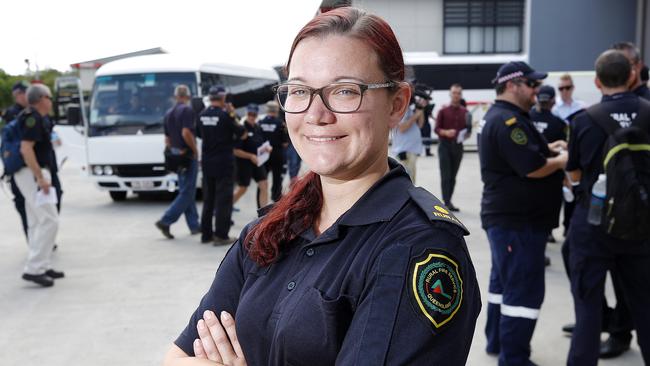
154, 85, 296, 246
479, 42, 650, 366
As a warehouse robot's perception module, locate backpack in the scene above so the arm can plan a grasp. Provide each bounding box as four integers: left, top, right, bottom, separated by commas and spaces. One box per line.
586, 99, 650, 241
1, 118, 26, 177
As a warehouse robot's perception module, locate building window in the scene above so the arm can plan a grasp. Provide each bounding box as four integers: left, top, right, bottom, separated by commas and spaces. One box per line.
443, 0, 524, 54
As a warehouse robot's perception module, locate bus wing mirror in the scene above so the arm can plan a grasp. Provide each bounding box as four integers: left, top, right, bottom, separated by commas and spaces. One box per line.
66, 106, 82, 126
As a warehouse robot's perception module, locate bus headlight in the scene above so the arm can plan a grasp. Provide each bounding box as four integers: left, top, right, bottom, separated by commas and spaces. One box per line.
92, 165, 104, 175
103, 165, 114, 176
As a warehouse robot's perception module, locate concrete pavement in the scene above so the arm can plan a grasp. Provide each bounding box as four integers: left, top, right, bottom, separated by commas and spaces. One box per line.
0, 153, 643, 365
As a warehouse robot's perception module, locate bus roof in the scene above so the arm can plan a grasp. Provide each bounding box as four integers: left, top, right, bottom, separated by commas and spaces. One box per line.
96, 54, 279, 80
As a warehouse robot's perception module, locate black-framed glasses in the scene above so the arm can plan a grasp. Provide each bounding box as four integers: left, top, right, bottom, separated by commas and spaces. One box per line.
273, 81, 396, 114
558, 85, 573, 91
514, 78, 542, 89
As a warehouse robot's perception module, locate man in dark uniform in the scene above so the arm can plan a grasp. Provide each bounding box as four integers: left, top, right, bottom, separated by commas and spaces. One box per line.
197, 86, 246, 246
257, 101, 288, 202
566, 49, 650, 366
479, 61, 568, 366
14, 84, 64, 287
233, 104, 269, 209
530, 85, 568, 244
596, 41, 650, 359
3, 81, 30, 237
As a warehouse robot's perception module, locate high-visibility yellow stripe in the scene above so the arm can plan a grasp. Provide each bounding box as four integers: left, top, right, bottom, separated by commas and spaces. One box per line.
604, 143, 650, 169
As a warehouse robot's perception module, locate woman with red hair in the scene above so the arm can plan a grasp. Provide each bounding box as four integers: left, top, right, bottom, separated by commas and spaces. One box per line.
164, 7, 480, 366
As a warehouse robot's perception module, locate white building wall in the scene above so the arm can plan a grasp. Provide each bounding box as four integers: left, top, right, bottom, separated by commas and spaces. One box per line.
353, 0, 443, 53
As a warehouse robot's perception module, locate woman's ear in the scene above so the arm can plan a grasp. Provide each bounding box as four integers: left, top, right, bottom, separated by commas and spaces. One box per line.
388, 82, 411, 129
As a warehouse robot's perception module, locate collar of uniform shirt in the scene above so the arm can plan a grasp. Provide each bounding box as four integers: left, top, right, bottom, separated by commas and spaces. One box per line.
336, 158, 412, 226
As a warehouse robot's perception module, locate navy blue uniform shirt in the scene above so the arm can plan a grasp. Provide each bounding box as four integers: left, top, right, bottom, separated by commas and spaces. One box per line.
19, 109, 53, 169
236, 121, 265, 155
529, 107, 568, 143
2, 103, 24, 123
197, 106, 244, 177
175, 160, 481, 365
479, 100, 562, 231
257, 115, 288, 148
567, 92, 641, 201
164, 103, 195, 150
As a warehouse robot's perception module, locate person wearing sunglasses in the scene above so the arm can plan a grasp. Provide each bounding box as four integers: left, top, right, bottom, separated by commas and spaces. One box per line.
479, 61, 568, 366
552, 73, 586, 121
164, 7, 480, 366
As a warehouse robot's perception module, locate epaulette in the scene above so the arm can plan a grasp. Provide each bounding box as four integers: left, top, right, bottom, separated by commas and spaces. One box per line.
503, 112, 518, 127
408, 186, 469, 236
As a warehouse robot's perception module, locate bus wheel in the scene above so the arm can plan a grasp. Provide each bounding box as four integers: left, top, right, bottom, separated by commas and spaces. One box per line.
110, 191, 128, 201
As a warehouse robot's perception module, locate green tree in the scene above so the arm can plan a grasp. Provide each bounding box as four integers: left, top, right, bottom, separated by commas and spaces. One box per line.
0, 68, 77, 111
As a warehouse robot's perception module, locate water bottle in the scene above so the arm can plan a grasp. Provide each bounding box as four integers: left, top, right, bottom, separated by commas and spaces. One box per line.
587, 174, 607, 225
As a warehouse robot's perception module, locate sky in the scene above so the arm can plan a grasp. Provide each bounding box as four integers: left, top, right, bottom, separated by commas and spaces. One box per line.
1, 0, 322, 75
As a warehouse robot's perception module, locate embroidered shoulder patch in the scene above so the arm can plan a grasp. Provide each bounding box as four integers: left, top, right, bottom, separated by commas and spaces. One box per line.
410, 249, 463, 331
510, 127, 528, 145
25, 116, 36, 128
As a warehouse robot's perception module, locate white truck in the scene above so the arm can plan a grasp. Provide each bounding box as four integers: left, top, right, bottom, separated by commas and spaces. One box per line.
55, 54, 279, 201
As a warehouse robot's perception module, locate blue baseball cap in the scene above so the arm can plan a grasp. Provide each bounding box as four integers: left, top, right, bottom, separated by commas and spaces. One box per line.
492, 61, 547, 85
12, 80, 29, 92
246, 103, 259, 113
536, 85, 556, 102
208, 85, 226, 98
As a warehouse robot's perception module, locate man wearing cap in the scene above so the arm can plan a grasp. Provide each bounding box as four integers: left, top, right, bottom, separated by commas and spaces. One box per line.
435, 83, 468, 212
155, 85, 200, 239
2, 81, 30, 238
479, 61, 568, 365
530, 85, 568, 245
257, 101, 288, 202
196, 86, 245, 245
233, 104, 270, 209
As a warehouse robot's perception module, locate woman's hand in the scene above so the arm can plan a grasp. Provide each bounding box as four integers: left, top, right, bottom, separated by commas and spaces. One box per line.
194, 310, 247, 366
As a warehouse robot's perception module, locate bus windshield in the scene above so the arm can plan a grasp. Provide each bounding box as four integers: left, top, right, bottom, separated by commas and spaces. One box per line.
89, 72, 197, 134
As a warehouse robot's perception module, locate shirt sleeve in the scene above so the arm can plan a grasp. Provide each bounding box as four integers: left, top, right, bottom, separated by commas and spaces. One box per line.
174, 235, 248, 355
335, 225, 481, 365
180, 105, 196, 133
496, 123, 547, 177
566, 114, 585, 172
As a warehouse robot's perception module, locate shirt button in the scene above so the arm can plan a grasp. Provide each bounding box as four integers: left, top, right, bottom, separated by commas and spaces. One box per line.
306, 248, 315, 257
287, 281, 296, 291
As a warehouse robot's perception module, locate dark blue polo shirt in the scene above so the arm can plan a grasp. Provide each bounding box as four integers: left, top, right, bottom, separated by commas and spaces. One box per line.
19, 109, 54, 170
164, 103, 195, 150
567, 92, 641, 202
257, 115, 288, 148
2, 103, 24, 124
479, 100, 562, 231
197, 106, 244, 177
175, 160, 481, 365
529, 107, 568, 143
236, 120, 265, 155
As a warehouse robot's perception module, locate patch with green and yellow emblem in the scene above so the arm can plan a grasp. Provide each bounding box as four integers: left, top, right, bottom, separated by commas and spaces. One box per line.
510, 127, 528, 145
25, 116, 37, 128
410, 249, 463, 331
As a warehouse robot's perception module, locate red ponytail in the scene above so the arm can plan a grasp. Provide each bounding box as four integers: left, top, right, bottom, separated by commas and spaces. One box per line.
245, 172, 322, 266
246, 7, 404, 266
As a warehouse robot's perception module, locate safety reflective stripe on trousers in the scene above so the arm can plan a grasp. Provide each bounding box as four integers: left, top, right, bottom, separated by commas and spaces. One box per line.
500, 304, 540, 320
487, 292, 503, 304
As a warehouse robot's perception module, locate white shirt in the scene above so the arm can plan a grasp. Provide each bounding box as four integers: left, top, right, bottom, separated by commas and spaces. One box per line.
552, 98, 586, 121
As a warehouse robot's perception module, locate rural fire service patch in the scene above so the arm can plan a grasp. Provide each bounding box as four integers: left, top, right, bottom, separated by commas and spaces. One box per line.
510, 127, 528, 145
410, 250, 463, 331
25, 116, 36, 128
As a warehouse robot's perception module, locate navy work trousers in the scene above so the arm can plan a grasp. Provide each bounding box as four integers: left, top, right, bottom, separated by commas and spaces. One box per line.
567, 207, 650, 366
485, 224, 548, 366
